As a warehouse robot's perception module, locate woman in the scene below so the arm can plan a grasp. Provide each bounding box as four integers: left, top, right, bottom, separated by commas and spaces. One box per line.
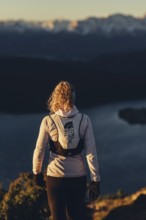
32, 81, 100, 220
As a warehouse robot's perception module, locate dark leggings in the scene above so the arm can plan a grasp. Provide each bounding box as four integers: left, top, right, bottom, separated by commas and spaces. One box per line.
46, 175, 87, 220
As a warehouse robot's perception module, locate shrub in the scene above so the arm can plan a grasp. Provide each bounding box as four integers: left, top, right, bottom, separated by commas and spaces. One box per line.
0, 173, 50, 220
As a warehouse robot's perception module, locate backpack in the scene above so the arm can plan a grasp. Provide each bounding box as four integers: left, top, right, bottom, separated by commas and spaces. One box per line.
48, 113, 84, 156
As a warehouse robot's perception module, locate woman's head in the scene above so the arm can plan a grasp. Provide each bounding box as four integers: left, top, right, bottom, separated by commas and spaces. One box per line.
48, 81, 75, 112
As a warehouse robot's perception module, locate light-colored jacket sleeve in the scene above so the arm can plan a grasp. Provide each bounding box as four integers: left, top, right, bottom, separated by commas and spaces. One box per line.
83, 116, 100, 182
32, 117, 49, 174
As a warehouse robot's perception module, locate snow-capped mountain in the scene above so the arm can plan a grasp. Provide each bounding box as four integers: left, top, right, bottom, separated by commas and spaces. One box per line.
0, 14, 146, 35
0, 13, 146, 60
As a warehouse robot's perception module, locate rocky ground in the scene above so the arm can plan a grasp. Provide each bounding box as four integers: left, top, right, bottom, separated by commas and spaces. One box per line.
86, 187, 146, 220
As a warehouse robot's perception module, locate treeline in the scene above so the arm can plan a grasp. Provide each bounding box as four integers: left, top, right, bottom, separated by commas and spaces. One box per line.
0, 52, 146, 113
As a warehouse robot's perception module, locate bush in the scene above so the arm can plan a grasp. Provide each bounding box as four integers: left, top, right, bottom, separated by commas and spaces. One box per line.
0, 173, 50, 220
0, 183, 6, 202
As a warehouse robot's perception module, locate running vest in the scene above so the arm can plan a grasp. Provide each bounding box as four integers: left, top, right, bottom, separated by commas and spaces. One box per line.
48, 113, 84, 157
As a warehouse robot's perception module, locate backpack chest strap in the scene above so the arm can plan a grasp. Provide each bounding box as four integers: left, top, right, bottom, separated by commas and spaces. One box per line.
50, 139, 84, 156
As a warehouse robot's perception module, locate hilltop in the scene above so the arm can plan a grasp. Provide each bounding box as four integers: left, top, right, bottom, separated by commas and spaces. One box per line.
88, 187, 146, 220
0, 173, 146, 220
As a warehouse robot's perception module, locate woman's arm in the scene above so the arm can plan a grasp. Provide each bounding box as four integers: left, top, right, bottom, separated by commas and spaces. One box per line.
32, 117, 49, 175
84, 116, 100, 182
83, 116, 101, 200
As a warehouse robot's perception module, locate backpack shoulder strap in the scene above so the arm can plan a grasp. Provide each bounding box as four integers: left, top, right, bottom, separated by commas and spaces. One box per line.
48, 113, 55, 123
79, 113, 84, 139
48, 113, 58, 135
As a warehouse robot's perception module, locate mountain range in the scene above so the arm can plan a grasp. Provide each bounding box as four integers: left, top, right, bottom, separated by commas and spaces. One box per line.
0, 14, 146, 60
1, 14, 146, 35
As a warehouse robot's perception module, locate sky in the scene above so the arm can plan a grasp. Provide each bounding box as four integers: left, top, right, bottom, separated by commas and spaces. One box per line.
0, 0, 146, 21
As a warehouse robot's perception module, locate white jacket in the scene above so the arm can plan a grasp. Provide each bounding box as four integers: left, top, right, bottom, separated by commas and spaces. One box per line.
32, 105, 100, 182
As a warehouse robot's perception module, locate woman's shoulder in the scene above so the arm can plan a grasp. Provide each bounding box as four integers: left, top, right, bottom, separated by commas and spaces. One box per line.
79, 113, 91, 126
41, 114, 55, 124
80, 112, 90, 120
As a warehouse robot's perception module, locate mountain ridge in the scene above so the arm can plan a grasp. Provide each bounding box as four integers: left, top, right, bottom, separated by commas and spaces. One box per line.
0, 51, 146, 113
1, 13, 146, 35
1, 13, 146, 60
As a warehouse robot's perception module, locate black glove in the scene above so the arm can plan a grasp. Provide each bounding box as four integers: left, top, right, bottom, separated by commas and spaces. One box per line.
88, 181, 100, 202
33, 173, 46, 187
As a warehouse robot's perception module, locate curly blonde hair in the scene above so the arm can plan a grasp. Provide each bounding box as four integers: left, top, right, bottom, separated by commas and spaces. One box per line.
48, 81, 75, 112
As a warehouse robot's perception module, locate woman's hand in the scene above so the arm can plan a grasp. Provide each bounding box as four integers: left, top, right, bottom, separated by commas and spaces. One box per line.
88, 181, 100, 202
33, 173, 46, 187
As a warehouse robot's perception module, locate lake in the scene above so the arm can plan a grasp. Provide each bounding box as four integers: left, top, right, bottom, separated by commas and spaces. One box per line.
0, 100, 146, 194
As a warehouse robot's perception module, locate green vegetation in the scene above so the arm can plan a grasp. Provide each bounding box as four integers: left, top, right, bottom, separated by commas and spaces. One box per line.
0, 173, 50, 220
